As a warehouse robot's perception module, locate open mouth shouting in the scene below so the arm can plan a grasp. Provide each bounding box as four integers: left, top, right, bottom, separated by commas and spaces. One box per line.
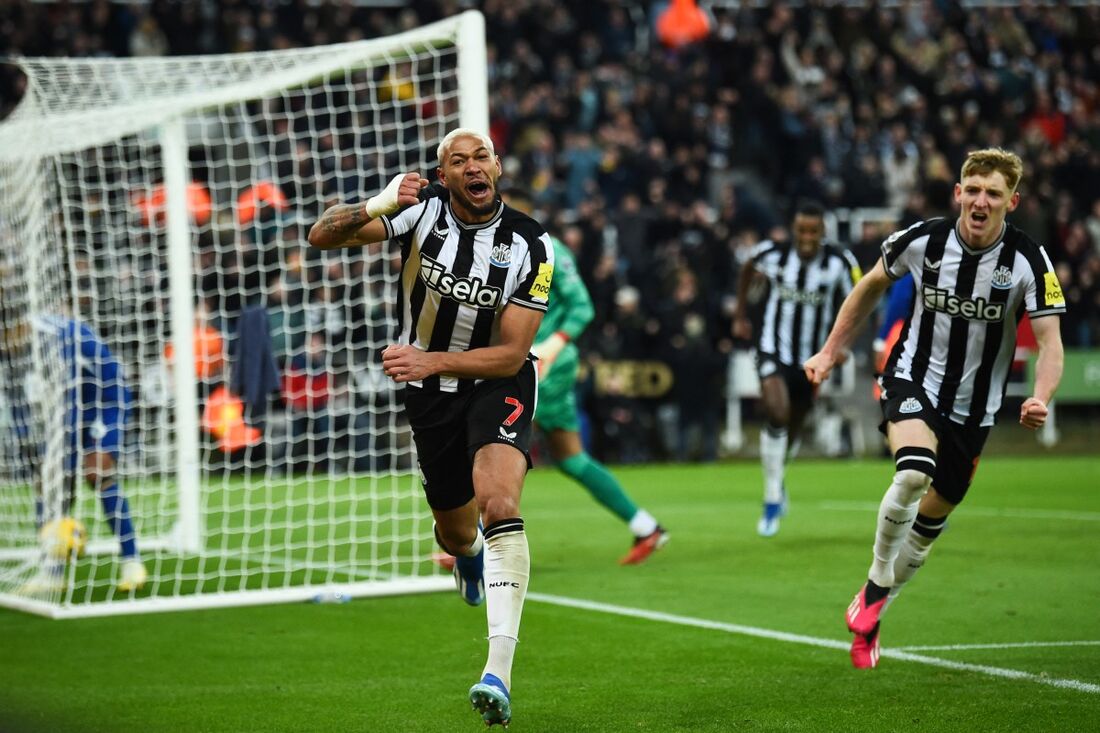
452, 175, 498, 219
466, 178, 494, 205
968, 209, 990, 234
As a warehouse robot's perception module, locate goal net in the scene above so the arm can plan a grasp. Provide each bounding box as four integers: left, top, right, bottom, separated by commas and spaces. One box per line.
0, 11, 488, 618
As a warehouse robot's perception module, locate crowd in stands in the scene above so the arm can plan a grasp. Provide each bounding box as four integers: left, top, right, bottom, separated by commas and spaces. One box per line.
2, 0, 1098, 464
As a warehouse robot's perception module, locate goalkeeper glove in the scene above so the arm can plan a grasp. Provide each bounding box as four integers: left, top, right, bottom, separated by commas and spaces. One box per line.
532, 331, 569, 374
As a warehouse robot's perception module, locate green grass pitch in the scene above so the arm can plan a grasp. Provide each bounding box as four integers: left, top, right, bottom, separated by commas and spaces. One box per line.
2, 456, 1097, 732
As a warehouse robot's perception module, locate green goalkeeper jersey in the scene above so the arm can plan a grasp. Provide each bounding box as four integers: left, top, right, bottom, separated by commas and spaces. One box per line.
535, 236, 594, 349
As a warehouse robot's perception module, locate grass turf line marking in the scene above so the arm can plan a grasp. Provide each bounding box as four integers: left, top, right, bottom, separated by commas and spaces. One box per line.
818, 501, 1100, 522
896, 641, 1100, 652
528, 592, 1100, 695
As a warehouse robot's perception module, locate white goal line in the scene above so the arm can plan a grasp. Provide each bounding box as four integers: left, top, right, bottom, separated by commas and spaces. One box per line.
527, 592, 1100, 695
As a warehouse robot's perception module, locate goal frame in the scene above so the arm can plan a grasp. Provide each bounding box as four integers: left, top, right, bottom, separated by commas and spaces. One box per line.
0, 10, 488, 619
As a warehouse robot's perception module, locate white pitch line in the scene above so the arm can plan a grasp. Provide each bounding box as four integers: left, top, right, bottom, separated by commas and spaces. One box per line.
896, 641, 1100, 652
818, 501, 1100, 522
527, 592, 1100, 695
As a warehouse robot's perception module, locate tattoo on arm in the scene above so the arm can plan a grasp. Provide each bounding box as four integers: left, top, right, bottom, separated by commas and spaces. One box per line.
320, 204, 368, 238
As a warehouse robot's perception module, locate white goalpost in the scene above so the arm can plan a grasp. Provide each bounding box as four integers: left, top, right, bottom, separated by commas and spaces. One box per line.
0, 11, 489, 618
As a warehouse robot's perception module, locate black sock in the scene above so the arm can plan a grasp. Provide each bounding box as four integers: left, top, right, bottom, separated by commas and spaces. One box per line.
865, 579, 890, 604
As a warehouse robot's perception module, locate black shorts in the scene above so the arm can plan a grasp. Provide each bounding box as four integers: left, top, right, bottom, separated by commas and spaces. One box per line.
403, 360, 537, 511
756, 353, 816, 411
878, 376, 990, 504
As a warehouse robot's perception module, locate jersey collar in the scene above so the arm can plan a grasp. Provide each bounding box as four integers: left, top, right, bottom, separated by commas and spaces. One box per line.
447, 200, 504, 231
793, 242, 825, 265
954, 219, 1006, 256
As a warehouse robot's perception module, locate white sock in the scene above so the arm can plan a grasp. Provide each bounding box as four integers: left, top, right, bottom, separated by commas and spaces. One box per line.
484, 637, 518, 688
867, 449, 935, 588
628, 509, 658, 538
884, 514, 944, 613
465, 528, 484, 558
481, 519, 529, 691
433, 522, 483, 557
760, 426, 788, 504
786, 437, 802, 460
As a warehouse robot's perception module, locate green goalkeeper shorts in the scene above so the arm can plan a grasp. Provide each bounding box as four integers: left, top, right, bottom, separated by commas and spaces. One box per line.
534, 346, 580, 432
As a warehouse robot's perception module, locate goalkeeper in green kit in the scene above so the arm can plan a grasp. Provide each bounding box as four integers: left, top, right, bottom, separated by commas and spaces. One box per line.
529, 231, 668, 564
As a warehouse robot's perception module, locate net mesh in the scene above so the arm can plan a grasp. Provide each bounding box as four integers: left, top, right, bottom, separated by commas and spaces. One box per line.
0, 13, 483, 615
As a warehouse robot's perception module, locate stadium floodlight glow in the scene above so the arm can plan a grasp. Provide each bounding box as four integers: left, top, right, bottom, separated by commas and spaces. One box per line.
0, 10, 489, 618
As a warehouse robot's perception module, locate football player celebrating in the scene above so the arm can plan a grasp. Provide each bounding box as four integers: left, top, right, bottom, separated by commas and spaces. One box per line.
805, 149, 1065, 668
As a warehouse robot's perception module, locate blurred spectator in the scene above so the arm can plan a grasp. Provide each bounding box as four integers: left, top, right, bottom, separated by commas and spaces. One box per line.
129, 13, 168, 57
881, 123, 921, 210
281, 332, 332, 473
1085, 199, 1100, 257
163, 300, 225, 400
4, 0, 1099, 459
666, 312, 727, 462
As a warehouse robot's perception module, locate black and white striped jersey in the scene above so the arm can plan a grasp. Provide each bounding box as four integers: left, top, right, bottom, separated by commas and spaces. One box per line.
750, 240, 862, 367
881, 217, 1066, 427
381, 198, 554, 393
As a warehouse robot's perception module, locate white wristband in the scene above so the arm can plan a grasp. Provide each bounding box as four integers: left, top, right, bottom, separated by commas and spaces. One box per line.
365, 174, 405, 219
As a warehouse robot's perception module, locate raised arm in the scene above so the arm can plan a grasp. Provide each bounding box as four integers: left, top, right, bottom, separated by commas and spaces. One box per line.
1019, 314, 1064, 429
804, 258, 892, 384
382, 303, 544, 383
308, 172, 428, 249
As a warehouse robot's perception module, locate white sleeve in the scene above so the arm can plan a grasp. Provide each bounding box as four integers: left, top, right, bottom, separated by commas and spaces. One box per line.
380, 200, 430, 240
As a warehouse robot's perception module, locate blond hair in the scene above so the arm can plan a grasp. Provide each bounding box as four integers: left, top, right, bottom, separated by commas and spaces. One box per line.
960, 148, 1024, 193
436, 128, 495, 165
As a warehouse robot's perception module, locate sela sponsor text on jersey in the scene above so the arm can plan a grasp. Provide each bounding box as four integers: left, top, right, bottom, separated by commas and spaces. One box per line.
921, 284, 1005, 322
419, 253, 503, 308
880, 217, 1066, 426
776, 285, 828, 306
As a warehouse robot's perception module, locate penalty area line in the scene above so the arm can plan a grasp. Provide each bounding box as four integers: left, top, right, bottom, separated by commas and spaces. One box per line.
527, 592, 1100, 695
